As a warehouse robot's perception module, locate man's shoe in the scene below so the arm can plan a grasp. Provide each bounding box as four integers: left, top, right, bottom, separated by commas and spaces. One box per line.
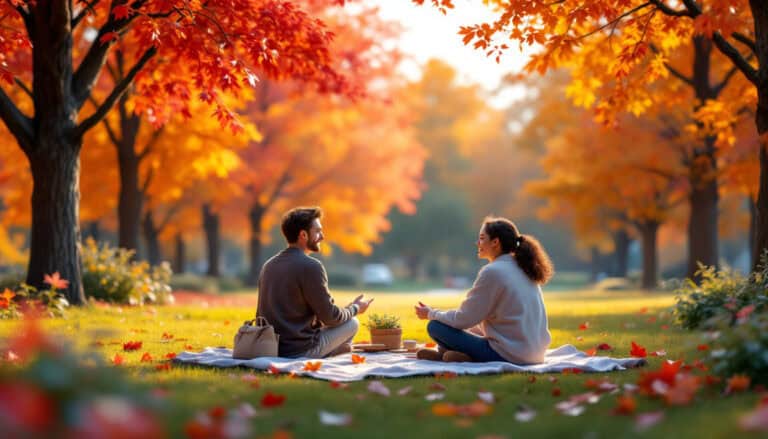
442, 350, 473, 362
416, 349, 443, 361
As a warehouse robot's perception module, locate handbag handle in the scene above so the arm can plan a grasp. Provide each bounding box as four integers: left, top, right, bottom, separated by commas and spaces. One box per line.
244, 316, 271, 327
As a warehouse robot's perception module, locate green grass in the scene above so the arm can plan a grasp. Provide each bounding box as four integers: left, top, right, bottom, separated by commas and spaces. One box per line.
0, 289, 763, 438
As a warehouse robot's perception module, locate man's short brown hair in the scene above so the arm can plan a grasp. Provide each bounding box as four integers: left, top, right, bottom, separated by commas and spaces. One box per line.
281, 207, 323, 244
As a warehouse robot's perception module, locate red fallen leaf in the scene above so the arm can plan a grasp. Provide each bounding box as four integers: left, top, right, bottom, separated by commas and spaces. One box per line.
141, 352, 153, 362
585, 348, 597, 356
162, 332, 174, 340
268, 365, 281, 375
185, 345, 194, 350
613, 395, 637, 415
261, 392, 286, 408
665, 375, 701, 405
330, 381, 348, 389
435, 372, 457, 379
630, 341, 647, 358
303, 361, 322, 371
164, 352, 177, 360
579, 322, 589, 330
209, 406, 226, 419
112, 353, 124, 365
527, 376, 537, 383
704, 375, 722, 386
660, 324, 669, 330
697, 344, 709, 351
425, 342, 437, 348
99, 31, 119, 45
123, 341, 143, 351
351, 354, 366, 364
551, 387, 562, 397
646, 316, 657, 324
155, 363, 171, 371
562, 368, 583, 374
597, 343, 612, 351
726, 374, 751, 394
638, 307, 648, 314
638, 360, 683, 396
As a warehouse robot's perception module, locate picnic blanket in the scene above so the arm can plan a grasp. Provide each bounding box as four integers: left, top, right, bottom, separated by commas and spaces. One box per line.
174, 344, 646, 382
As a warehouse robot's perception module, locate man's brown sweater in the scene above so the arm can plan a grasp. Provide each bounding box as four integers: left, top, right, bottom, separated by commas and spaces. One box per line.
256, 247, 358, 357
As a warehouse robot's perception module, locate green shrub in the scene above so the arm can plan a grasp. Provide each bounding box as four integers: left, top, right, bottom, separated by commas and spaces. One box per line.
673, 260, 768, 330
708, 310, 768, 387
1, 279, 69, 319
0, 270, 24, 291
218, 275, 244, 292
81, 238, 173, 305
365, 313, 401, 329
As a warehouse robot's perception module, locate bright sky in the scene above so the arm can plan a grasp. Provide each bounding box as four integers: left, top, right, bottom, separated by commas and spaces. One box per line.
366, 0, 535, 105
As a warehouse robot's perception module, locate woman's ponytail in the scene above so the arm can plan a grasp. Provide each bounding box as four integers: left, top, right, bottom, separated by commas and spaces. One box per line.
483, 217, 554, 285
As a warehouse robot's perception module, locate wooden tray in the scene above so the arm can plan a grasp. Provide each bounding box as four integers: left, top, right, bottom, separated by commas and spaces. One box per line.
352, 343, 388, 352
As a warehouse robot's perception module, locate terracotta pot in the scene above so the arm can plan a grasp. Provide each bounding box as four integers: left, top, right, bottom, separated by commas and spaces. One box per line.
369, 328, 402, 350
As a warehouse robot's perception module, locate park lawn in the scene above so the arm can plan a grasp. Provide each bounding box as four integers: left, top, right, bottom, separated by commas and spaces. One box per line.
0, 289, 763, 438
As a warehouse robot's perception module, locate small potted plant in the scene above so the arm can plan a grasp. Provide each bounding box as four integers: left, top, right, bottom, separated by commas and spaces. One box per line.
365, 313, 402, 349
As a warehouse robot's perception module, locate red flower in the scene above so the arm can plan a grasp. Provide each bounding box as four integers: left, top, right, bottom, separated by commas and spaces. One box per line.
261, 392, 286, 408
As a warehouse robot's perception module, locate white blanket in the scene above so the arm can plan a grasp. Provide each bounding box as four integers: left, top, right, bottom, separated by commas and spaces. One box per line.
174, 345, 646, 382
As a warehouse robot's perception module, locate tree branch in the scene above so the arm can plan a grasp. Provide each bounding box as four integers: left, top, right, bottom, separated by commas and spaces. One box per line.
649, 43, 694, 86
0, 86, 33, 151
138, 126, 165, 160
732, 32, 756, 53
572, 2, 652, 41
714, 53, 755, 95
72, 0, 100, 29
13, 77, 32, 98
75, 46, 157, 138
648, 0, 694, 17
712, 32, 758, 85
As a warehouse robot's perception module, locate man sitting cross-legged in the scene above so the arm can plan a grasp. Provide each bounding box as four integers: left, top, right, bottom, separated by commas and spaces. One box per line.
257, 206, 373, 358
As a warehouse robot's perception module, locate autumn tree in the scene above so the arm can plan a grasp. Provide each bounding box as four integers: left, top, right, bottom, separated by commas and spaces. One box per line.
0, 0, 347, 304
415, 0, 768, 274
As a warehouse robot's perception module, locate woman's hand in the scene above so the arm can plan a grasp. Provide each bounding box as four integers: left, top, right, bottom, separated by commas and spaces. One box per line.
414, 301, 431, 320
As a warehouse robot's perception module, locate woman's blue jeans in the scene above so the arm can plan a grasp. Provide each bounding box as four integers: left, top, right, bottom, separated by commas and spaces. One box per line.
426, 320, 506, 362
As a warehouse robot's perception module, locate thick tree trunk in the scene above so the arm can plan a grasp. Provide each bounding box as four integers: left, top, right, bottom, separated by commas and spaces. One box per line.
589, 247, 600, 283
751, 0, 768, 272
117, 112, 142, 253
638, 221, 659, 290
612, 229, 630, 278
202, 204, 221, 277
686, 152, 719, 280
749, 196, 757, 268
142, 210, 161, 266
174, 233, 185, 274
247, 203, 266, 286
27, 150, 86, 304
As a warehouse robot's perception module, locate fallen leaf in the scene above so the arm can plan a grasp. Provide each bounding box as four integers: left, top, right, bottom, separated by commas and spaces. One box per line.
551, 387, 561, 397
697, 344, 709, 351
555, 400, 584, 416
635, 411, 665, 432
351, 354, 366, 364
458, 401, 492, 417
638, 307, 648, 314
141, 352, 153, 362
367, 381, 390, 397
726, 374, 751, 394
303, 361, 322, 372
664, 375, 701, 405
585, 348, 597, 356
329, 381, 348, 389
579, 322, 589, 330
527, 376, 537, 383
430, 382, 447, 391
630, 341, 647, 358
739, 404, 768, 432
319, 410, 352, 426
425, 342, 436, 348
514, 404, 536, 422
155, 363, 171, 371
477, 391, 495, 404
431, 403, 458, 417
597, 343, 612, 351
164, 352, 177, 360
425, 393, 445, 401
261, 392, 286, 408
123, 341, 142, 351
268, 365, 281, 375
112, 353, 124, 365
613, 395, 637, 415
397, 386, 413, 396
161, 332, 174, 340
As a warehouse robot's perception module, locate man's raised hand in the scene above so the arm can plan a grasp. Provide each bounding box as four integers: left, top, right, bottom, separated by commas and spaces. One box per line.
351, 294, 374, 315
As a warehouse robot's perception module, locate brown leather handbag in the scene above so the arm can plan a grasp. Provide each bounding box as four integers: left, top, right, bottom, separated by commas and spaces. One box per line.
232, 317, 279, 359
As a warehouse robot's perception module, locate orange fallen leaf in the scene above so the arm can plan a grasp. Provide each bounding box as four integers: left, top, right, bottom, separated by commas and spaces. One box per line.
425, 342, 436, 348
726, 374, 751, 394
697, 344, 709, 351
613, 395, 636, 415
432, 403, 459, 417
585, 348, 597, 356
164, 352, 177, 360
141, 352, 153, 362
351, 354, 366, 364
112, 353, 124, 365
303, 361, 322, 371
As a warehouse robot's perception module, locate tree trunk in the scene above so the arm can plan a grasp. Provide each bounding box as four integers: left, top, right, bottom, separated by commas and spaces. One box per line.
751, 0, 768, 272
142, 210, 161, 266
638, 221, 659, 290
589, 246, 600, 283
247, 203, 266, 286
612, 229, 630, 278
749, 196, 757, 268
26, 150, 86, 305
202, 204, 221, 277
405, 254, 421, 280
117, 111, 142, 253
174, 233, 185, 274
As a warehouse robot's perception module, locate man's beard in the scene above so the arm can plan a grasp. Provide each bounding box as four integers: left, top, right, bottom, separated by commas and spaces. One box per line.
307, 238, 321, 252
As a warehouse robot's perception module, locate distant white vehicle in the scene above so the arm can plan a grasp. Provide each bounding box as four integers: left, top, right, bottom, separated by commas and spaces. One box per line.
362, 264, 394, 286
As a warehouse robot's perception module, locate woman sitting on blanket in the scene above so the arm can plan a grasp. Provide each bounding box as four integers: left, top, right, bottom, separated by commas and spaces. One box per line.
415, 217, 553, 364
